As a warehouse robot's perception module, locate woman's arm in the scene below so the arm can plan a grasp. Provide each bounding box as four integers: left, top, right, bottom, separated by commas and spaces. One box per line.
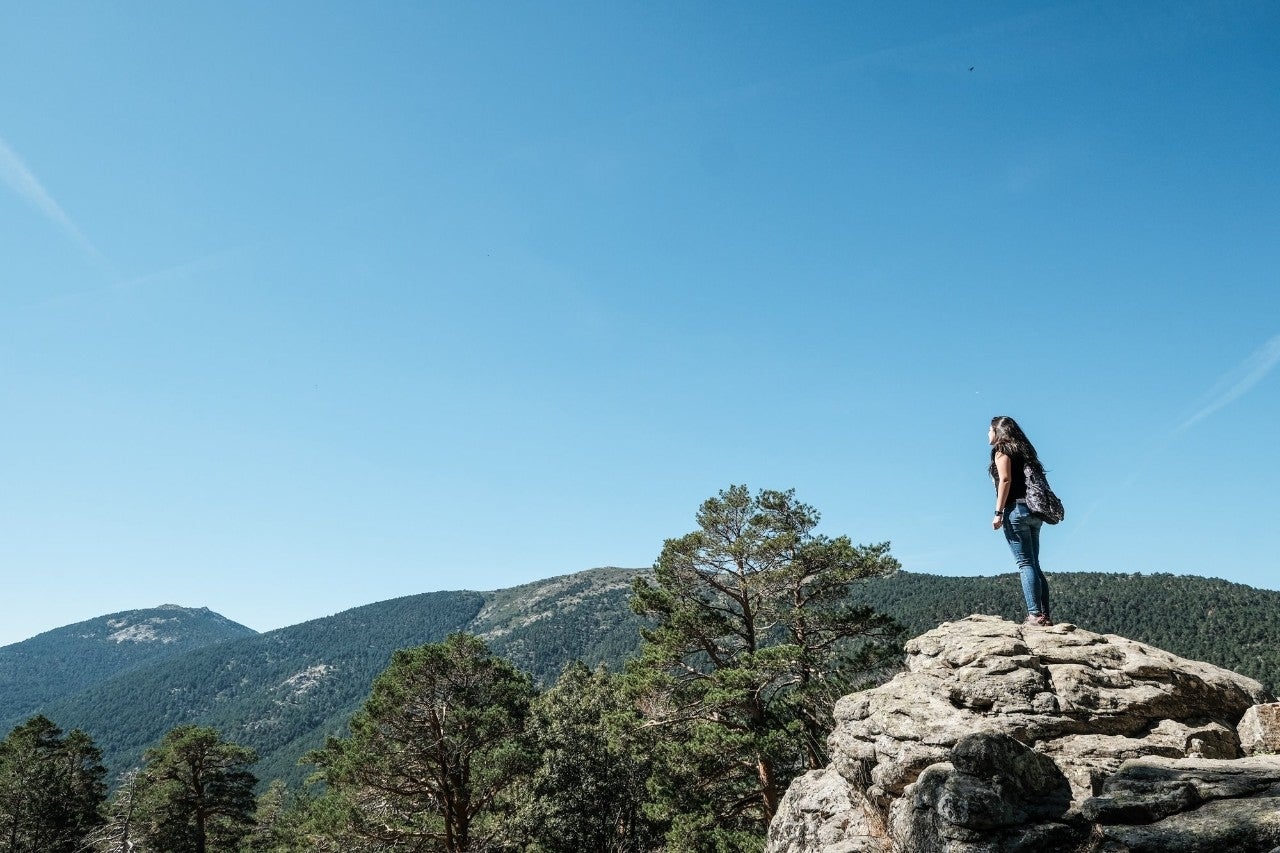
992, 451, 1011, 530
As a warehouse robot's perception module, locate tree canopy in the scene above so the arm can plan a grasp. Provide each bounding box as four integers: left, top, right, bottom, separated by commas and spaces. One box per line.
310, 632, 536, 852
0, 715, 105, 853
513, 662, 658, 852
629, 485, 903, 851
135, 725, 258, 853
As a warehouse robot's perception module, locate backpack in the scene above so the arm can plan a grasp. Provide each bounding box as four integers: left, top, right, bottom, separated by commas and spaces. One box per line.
1024, 463, 1065, 524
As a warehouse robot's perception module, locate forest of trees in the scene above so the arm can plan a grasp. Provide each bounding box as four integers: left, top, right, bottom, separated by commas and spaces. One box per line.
0, 486, 905, 853
4, 486, 1278, 852
17, 563, 1280, 793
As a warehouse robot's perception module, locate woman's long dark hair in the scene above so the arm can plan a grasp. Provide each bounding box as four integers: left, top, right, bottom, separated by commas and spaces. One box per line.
989, 415, 1046, 482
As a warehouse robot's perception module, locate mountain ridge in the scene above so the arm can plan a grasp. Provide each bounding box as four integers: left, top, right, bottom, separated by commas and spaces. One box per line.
0, 605, 257, 726
18, 568, 647, 786
6, 567, 1279, 790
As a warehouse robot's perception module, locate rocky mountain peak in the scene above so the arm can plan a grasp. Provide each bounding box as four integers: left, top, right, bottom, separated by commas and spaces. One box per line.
0, 606, 257, 730
769, 614, 1280, 853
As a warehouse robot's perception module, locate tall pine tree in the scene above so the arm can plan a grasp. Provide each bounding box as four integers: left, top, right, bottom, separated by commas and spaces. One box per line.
0, 715, 105, 853
310, 633, 535, 852
629, 485, 902, 851
135, 725, 257, 853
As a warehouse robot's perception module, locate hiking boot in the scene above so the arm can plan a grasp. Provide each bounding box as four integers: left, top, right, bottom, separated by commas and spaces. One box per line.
1024, 613, 1051, 627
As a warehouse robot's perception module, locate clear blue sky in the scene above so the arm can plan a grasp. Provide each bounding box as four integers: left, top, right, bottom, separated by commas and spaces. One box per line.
3, 1, 1278, 646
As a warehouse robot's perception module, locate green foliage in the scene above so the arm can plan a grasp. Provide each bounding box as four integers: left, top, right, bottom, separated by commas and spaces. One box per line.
628, 486, 903, 851
133, 725, 258, 853
236, 780, 323, 853
512, 662, 659, 852
31, 577, 651, 788
0, 715, 106, 853
36, 590, 488, 787
236, 780, 288, 853
237, 785, 367, 853
11, 564, 1280, 819
309, 633, 535, 852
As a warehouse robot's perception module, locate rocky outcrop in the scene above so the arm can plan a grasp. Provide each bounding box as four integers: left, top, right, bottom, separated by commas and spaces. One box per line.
768, 615, 1279, 853
1239, 702, 1280, 756
1084, 755, 1280, 851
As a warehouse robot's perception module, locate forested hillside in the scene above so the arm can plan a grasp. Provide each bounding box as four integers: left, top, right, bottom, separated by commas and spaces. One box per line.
860, 571, 1280, 693
29, 569, 647, 786
11, 567, 1278, 790
0, 605, 256, 729
470, 568, 644, 684
35, 589, 487, 785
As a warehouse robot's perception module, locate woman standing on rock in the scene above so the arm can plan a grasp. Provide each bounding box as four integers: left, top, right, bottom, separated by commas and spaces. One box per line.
989, 416, 1053, 626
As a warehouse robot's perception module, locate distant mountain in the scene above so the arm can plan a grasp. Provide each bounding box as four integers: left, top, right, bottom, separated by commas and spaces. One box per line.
27, 568, 644, 786
11, 568, 1279, 790
0, 605, 257, 727
468, 568, 644, 684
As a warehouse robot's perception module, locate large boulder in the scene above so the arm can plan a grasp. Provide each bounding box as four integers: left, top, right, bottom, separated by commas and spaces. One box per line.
1085, 755, 1280, 852
767, 768, 885, 853
768, 615, 1277, 853
889, 731, 1080, 853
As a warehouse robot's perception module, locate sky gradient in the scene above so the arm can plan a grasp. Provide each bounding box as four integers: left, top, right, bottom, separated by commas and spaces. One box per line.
3, 1, 1278, 646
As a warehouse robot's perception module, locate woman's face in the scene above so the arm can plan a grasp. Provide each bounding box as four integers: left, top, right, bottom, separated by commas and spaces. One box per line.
988, 425, 997, 445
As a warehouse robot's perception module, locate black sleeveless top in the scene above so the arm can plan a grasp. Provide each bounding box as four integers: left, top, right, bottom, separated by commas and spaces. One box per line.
995, 449, 1027, 508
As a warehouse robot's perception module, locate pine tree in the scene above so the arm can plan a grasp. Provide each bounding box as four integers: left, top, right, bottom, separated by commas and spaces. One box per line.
513, 662, 658, 852
628, 485, 902, 851
0, 715, 105, 853
134, 726, 257, 853
309, 632, 535, 852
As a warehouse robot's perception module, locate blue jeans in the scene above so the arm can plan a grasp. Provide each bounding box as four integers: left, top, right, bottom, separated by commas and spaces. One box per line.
1003, 501, 1050, 616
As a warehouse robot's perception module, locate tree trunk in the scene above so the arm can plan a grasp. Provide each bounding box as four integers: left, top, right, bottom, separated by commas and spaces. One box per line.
757, 755, 779, 821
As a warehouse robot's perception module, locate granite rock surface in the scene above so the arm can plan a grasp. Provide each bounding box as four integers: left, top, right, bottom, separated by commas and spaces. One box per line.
767, 615, 1279, 853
